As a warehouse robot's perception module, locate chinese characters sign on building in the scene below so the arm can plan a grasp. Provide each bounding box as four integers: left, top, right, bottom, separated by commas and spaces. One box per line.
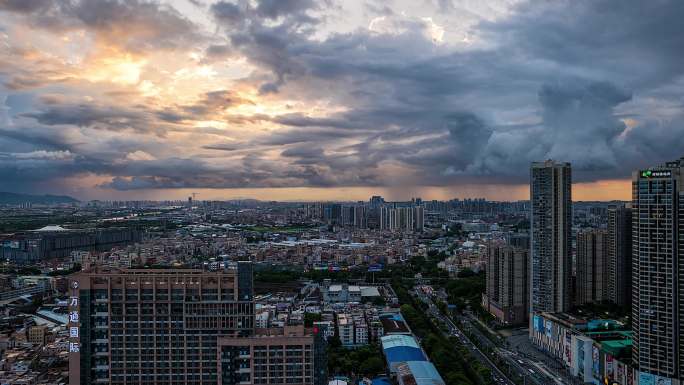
68, 280, 80, 354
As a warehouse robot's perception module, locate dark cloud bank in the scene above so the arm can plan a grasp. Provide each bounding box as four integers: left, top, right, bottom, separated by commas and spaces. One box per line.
1, 0, 684, 193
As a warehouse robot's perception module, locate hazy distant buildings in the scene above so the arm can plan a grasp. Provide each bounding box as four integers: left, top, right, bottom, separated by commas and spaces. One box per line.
0, 227, 142, 264
632, 159, 684, 383
379, 205, 424, 232
369, 196, 385, 208
483, 244, 529, 325
576, 229, 609, 305
530, 160, 572, 314
353, 206, 367, 228
607, 204, 632, 307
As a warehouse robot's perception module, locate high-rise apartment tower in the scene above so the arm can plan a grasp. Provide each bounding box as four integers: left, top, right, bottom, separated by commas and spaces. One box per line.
607, 204, 632, 307
529, 160, 572, 314
632, 158, 684, 383
576, 229, 609, 305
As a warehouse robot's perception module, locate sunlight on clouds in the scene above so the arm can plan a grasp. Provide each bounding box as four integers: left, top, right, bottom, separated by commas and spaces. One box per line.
618, 118, 639, 139
193, 120, 230, 130
125, 151, 156, 161
421, 17, 445, 44
368, 14, 445, 44
138, 80, 159, 97
83, 52, 147, 85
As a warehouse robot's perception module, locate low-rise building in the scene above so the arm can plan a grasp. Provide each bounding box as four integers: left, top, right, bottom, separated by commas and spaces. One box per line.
25, 325, 48, 346
530, 312, 636, 385
218, 325, 326, 385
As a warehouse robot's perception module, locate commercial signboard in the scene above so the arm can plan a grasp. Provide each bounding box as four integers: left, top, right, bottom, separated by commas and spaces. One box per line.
533, 315, 543, 332
615, 361, 625, 385
605, 354, 615, 383
640, 170, 672, 178
592, 345, 600, 379
638, 372, 672, 385
68, 280, 80, 353
564, 331, 572, 365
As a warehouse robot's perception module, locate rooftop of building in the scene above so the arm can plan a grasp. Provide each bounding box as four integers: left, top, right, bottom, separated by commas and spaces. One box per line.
397, 361, 445, 385
383, 346, 426, 368
33, 225, 67, 232
380, 316, 410, 334
381, 334, 420, 350
537, 312, 587, 329
75, 262, 251, 276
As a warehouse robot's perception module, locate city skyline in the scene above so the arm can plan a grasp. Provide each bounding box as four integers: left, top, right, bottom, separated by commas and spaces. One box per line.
1, 0, 684, 201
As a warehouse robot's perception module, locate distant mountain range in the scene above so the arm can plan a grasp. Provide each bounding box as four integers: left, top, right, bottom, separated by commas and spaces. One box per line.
0, 192, 79, 205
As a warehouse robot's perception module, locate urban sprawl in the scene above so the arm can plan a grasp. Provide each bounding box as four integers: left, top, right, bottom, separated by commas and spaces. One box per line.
0, 158, 683, 385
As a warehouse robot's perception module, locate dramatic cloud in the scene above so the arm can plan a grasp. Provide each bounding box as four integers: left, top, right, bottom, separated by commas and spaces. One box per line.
0, 0, 683, 200
0, 0, 199, 51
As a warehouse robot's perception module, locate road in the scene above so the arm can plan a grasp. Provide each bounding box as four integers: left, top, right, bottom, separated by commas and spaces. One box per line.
412, 288, 580, 385
410, 289, 514, 385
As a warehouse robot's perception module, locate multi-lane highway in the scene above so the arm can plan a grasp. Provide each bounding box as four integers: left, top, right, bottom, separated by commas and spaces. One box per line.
411, 288, 577, 385
410, 288, 515, 385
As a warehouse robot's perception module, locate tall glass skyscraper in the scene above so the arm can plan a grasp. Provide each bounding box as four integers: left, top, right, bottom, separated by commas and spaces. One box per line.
529, 160, 572, 314
632, 159, 684, 384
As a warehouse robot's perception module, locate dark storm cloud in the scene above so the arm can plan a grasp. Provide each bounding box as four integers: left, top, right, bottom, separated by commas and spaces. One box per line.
0, 94, 78, 154
4, 0, 684, 193
98, 153, 380, 190
156, 90, 253, 123
202, 143, 241, 152
480, 0, 684, 90
210, 1, 246, 26
182, 90, 252, 116
22, 103, 155, 132
0, 0, 199, 51
280, 145, 325, 164
0, 0, 52, 13
204, 0, 684, 186
254, 0, 317, 19
201, 44, 234, 63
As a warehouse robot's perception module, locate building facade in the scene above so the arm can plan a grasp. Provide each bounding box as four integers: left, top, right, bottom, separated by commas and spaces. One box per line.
68, 262, 255, 385
576, 229, 609, 306
379, 205, 424, 232
483, 244, 529, 325
218, 325, 326, 385
607, 204, 632, 308
530, 160, 572, 314
0, 227, 142, 264
632, 159, 684, 384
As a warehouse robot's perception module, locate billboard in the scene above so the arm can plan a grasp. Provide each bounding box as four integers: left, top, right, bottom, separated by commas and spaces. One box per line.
592, 345, 600, 378
638, 372, 672, 385
368, 263, 383, 272
533, 315, 543, 332
545, 319, 553, 337
605, 354, 615, 382
564, 331, 572, 365
640, 170, 672, 178
615, 361, 626, 385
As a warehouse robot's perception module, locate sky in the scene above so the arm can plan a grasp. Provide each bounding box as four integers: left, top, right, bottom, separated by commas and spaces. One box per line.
0, 0, 682, 202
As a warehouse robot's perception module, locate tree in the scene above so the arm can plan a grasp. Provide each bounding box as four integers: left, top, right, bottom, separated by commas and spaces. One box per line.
358, 356, 384, 377
304, 312, 322, 327
457, 268, 476, 278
